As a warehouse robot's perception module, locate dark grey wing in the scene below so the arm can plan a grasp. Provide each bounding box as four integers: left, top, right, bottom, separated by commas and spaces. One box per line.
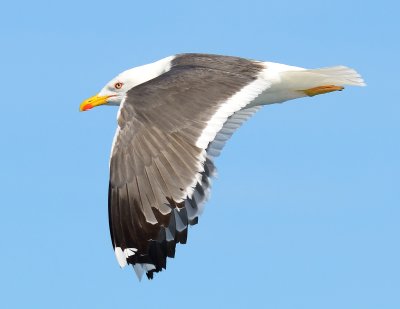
108, 54, 270, 279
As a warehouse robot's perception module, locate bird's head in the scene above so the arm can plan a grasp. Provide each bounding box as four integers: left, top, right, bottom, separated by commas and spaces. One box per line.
79, 71, 138, 112
80, 56, 174, 112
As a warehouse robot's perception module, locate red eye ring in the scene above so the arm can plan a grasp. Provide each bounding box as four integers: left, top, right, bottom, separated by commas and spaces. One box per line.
114, 82, 123, 89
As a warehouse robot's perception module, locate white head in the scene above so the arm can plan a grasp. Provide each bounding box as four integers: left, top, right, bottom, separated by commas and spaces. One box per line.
79, 70, 140, 111
80, 56, 174, 112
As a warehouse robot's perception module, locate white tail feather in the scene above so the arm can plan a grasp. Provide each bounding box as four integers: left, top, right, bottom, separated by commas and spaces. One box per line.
283, 66, 366, 89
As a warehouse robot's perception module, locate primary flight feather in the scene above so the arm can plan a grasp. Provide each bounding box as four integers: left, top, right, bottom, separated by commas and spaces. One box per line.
80, 53, 365, 280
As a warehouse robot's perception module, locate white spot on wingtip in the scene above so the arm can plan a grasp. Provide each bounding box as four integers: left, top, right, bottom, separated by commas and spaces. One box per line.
125, 247, 138, 258
115, 247, 138, 268
115, 247, 127, 268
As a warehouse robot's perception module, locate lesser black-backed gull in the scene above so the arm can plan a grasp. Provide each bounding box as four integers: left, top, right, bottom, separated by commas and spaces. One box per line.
80, 53, 365, 279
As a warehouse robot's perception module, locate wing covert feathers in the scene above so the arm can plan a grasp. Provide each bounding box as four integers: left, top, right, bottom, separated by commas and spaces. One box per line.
108, 54, 268, 279
106, 54, 365, 280
105, 53, 365, 280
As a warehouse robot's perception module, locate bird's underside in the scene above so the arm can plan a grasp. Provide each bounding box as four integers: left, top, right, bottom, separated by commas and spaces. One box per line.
80, 53, 365, 280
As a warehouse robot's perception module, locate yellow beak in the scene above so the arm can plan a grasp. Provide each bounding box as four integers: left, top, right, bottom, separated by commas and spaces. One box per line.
79, 94, 110, 112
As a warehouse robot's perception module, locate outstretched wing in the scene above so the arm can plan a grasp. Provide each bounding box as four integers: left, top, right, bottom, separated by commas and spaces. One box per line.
108, 54, 270, 279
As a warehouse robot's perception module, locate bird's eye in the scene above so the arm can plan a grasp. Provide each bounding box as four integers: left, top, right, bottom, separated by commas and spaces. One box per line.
114, 82, 123, 89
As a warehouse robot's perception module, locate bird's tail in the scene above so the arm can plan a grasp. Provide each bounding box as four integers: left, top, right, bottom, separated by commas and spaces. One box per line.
268, 65, 365, 99
283, 66, 366, 90
250, 64, 365, 107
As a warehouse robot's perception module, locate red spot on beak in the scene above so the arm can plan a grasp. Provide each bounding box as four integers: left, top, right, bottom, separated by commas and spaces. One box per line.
81, 103, 93, 111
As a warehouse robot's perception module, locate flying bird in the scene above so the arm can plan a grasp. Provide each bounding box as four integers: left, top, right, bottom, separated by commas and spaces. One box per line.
80, 53, 365, 280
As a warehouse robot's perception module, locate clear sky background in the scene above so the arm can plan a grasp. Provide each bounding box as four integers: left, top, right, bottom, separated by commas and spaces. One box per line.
1, 1, 399, 308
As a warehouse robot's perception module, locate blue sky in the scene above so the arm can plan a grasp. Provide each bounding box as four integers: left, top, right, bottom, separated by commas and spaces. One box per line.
1, 0, 399, 308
